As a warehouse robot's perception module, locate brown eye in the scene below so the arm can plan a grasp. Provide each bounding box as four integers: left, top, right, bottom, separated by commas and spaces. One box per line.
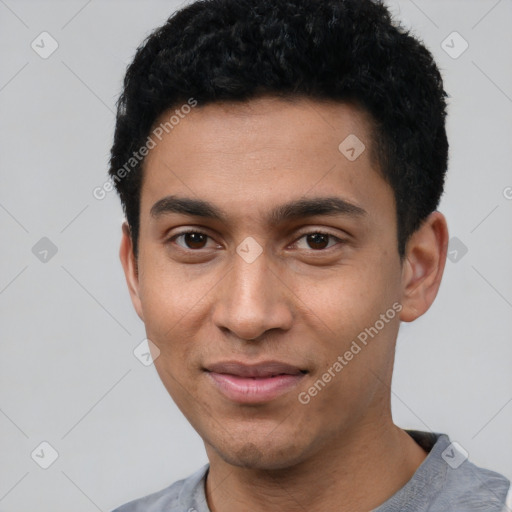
293, 231, 342, 251
172, 231, 211, 250
306, 233, 330, 250
183, 232, 207, 249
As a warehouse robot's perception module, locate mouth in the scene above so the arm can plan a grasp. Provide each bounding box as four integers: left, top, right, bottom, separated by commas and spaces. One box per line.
204, 361, 308, 404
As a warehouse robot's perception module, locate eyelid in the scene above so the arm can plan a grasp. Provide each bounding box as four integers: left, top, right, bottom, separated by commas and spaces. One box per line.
293, 227, 347, 240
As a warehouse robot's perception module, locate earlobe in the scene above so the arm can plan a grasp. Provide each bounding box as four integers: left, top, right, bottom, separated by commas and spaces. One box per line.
399, 211, 449, 322
119, 221, 145, 322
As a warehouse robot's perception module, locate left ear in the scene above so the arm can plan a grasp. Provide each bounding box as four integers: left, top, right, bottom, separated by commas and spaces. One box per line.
399, 211, 449, 322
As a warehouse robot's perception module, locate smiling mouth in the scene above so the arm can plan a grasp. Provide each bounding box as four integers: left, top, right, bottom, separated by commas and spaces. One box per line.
204, 361, 308, 404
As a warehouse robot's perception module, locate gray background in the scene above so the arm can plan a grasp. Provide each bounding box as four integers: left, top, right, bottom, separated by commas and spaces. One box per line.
0, 0, 511, 510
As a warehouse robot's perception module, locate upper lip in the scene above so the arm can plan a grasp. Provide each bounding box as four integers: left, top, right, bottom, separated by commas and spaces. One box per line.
205, 361, 307, 378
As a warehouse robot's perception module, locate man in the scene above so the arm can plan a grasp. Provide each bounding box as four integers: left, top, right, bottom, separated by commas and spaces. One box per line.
109, 0, 511, 510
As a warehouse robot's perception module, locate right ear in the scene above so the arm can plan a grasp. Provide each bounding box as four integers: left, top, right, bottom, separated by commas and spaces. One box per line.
119, 221, 144, 322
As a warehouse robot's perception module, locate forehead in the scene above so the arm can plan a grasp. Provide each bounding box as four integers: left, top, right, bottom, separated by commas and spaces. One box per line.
146, 96, 376, 158
139, 96, 392, 225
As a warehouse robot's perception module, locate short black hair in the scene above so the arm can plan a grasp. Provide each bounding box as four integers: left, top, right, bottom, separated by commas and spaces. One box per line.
109, 0, 448, 259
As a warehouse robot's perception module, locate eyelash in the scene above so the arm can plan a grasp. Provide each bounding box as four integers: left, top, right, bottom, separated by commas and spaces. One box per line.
167, 229, 345, 251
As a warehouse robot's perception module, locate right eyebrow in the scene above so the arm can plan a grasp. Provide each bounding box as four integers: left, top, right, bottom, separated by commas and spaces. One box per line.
150, 196, 227, 222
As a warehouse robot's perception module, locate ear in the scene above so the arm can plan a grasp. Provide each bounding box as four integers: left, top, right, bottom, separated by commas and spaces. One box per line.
399, 211, 449, 322
119, 221, 144, 322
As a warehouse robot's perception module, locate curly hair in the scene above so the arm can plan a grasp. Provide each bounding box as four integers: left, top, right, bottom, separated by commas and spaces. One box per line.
109, 0, 449, 259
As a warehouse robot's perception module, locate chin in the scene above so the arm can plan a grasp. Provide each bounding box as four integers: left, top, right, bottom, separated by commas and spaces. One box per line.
210, 430, 312, 471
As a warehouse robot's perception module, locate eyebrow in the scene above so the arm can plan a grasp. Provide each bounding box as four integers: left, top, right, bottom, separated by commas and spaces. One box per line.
150, 195, 367, 225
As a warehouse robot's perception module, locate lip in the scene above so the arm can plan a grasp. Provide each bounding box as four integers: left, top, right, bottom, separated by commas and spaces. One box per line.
205, 361, 307, 404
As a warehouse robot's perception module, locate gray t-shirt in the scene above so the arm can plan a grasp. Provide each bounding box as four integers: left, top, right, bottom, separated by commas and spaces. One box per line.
112, 430, 511, 512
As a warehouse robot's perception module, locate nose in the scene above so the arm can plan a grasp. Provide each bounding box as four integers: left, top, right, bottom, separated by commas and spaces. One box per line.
211, 246, 293, 341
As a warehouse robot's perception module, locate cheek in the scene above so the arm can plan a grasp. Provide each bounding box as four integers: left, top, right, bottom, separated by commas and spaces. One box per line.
138, 250, 201, 327
303, 255, 401, 391
137, 269, 191, 364
137, 254, 220, 372
313, 264, 394, 332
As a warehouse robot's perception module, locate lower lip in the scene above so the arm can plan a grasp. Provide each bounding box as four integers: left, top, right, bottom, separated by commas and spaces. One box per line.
207, 372, 305, 404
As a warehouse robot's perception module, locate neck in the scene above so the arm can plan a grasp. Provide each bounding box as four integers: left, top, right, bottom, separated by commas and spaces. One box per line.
205, 421, 428, 512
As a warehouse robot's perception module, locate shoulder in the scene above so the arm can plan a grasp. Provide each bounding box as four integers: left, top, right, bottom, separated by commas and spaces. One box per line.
110, 464, 209, 512
432, 457, 511, 512
409, 431, 511, 512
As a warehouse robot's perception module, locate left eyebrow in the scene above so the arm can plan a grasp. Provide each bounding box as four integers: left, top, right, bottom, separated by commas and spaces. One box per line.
149, 195, 367, 225
267, 196, 367, 225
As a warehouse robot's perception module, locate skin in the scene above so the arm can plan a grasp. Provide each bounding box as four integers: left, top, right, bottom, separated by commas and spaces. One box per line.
119, 96, 449, 511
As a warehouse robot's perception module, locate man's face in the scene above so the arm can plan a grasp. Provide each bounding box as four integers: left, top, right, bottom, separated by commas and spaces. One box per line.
123, 97, 407, 469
